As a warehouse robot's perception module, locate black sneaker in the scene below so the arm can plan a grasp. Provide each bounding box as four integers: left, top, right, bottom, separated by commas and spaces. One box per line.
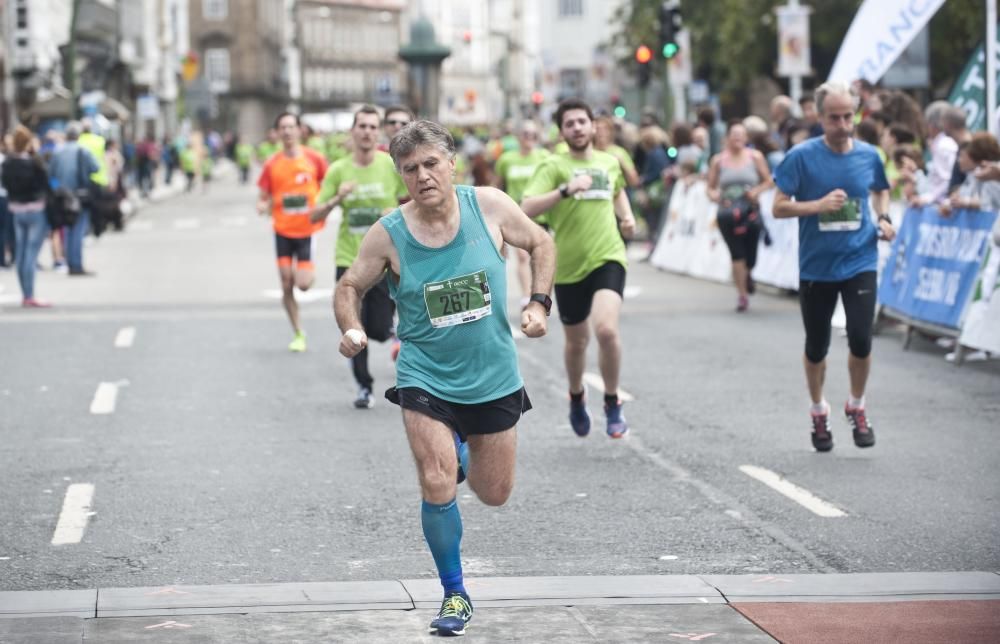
429, 592, 473, 636
811, 407, 833, 452
844, 404, 875, 448
354, 387, 374, 409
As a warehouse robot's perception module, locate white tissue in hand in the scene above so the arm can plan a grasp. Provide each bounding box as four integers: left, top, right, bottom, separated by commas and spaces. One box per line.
345, 329, 364, 346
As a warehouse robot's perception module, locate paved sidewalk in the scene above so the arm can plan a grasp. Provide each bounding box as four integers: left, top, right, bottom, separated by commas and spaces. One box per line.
1, 572, 998, 642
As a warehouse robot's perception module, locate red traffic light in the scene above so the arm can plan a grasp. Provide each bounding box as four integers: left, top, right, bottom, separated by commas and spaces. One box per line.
635, 45, 653, 64
531, 91, 544, 105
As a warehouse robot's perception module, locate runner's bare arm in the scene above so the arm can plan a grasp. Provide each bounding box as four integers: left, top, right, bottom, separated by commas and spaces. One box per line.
256, 189, 271, 215
706, 155, 721, 202
613, 187, 637, 239
477, 187, 554, 338
333, 224, 394, 357
773, 188, 846, 219
748, 151, 774, 201
520, 173, 592, 217
871, 188, 895, 241
310, 181, 356, 223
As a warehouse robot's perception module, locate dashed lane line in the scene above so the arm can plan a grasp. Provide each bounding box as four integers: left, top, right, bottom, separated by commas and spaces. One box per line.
51, 483, 95, 545
739, 465, 848, 518
173, 218, 201, 230
583, 372, 634, 401
114, 326, 136, 348
90, 382, 119, 414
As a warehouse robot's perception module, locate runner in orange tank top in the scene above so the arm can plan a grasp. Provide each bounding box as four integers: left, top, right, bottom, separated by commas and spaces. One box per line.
256, 112, 328, 352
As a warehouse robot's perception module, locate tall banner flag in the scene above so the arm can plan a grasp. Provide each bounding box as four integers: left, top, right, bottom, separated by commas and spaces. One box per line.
828, 0, 946, 84
948, 29, 1000, 132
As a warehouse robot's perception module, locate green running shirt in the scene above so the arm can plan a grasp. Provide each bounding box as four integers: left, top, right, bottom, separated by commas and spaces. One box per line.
318, 151, 407, 267
522, 151, 627, 284
495, 148, 549, 204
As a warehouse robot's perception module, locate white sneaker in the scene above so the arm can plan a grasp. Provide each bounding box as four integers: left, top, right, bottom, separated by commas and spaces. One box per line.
945, 349, 990, 363
936, 337, 956, 349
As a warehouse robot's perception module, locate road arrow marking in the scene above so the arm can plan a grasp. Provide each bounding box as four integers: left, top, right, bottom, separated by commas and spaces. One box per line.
145, 621, 191, 629
51, 483, 95, 545
740, 465, 847, 518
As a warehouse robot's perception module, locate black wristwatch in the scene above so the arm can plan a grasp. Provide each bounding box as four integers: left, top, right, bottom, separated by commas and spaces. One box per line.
558, 183, 570, 198
877, 213, 892, 225
529, 293, 552, 315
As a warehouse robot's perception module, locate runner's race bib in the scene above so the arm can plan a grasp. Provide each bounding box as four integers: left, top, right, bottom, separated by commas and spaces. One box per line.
346, 206, 382, 234
572, 168, 612, 201
819, 197, 862, 232
282, 193, 309, 215
423, 270, 492, 328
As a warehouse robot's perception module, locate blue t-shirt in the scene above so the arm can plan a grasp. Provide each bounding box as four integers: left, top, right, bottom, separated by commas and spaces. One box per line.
773, 137, 889, 282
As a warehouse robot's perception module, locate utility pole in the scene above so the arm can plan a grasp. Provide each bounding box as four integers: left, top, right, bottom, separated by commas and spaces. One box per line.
65, 0, 83, 119
988, 0, 997, 135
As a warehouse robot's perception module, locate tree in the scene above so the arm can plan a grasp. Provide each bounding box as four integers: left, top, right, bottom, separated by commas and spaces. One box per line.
608, 0, 984, 115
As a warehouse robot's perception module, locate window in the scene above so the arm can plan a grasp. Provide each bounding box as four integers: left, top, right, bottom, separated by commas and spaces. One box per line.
203, 0, 227, 20
204, 48, 230, 93
559, 68, 584, 95
558, 0, 583, 17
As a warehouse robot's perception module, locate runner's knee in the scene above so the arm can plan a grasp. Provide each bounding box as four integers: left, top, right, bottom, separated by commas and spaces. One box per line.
473, 480, 513, 507
593, 322, 618, 347
846, 331, 872, 359
804, 335, 830, 364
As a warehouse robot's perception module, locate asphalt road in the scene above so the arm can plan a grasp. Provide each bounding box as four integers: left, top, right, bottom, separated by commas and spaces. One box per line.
1, 172, 997, 593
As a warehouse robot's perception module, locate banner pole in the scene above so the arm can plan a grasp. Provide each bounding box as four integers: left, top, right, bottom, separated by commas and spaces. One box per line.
988, 0, 997, 134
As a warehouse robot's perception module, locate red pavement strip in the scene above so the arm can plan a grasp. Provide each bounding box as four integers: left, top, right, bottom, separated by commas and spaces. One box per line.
733, 600, 1000, 644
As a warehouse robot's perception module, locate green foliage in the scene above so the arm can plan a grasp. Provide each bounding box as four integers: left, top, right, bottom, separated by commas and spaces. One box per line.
609, 0, 981, 100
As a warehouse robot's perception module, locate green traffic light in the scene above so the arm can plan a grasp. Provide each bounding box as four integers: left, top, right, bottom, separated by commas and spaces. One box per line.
667, 146, 678, 158
662, 43, 678, 58
614, 105, 627, 118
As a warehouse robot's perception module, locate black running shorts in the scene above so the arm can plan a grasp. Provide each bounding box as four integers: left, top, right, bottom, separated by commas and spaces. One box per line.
275, 233, 313, 263
386, 386, 532, 441
553, 261, 627, 325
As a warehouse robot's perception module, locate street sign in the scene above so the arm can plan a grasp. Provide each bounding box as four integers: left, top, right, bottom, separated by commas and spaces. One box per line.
137, 94, 159, 120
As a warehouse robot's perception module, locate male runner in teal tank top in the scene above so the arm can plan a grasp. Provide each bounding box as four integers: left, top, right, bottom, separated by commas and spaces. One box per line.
334, 121, 555, 637
522, 98, 637, 439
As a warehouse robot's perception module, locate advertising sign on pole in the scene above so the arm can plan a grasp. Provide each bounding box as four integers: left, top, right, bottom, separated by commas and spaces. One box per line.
776, 3, 812, 77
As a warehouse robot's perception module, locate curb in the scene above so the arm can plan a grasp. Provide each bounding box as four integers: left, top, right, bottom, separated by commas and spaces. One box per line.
1, 572, 998, 620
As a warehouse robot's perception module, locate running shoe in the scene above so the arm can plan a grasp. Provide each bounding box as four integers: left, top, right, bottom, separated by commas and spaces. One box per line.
736, 295, 749, 312
844, 404, 875, 448
569, 395, 591, 437
454, 431, 469, 484
429, 592, 473, 636
21, 298, 52, 308
288, 332, 306, 353
605, 401, 629, 438
390, 338, 401, 362
810, 405, 833, 452
354, 386, 374, 409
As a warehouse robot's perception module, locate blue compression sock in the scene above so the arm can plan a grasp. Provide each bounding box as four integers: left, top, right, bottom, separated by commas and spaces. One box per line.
421, 498, 465, 595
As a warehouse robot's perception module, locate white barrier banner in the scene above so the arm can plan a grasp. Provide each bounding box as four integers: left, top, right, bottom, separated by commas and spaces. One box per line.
958, 243, 1000, 354
828, 0, 946, 84
651, 182, 800, 290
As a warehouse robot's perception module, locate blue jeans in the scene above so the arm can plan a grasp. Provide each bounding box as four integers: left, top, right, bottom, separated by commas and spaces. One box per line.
0, 196, 12, 266
66, 208, 90, 272
13, 208, 48, 300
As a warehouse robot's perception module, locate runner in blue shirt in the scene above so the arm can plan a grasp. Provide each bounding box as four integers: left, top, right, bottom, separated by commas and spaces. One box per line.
773, 81, 895, 453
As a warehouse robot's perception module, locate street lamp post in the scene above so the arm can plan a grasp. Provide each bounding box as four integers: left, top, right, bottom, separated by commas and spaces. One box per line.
398, 17, 451, 121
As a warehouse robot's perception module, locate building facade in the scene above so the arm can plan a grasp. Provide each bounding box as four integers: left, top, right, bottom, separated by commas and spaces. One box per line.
188, 0, 290, 139
295, 0, 405, 118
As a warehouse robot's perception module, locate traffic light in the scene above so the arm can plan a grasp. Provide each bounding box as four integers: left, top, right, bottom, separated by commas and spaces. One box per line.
658, 1, 682, 59
635, 45, 652, 88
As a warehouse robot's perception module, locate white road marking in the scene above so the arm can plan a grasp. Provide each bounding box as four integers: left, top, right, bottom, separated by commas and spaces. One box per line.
582, 372, 634, 401
261, 288, 333, 303
114, 326, 136, 348
174, 218, 200, 230
90, 382, 119, 414
129, 220, 153, 231
221, 215, 248, 227
51, 483, 95, 545
739, 465, 847, 518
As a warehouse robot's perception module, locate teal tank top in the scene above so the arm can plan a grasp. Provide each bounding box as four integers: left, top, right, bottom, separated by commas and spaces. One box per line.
381, 185, 522, 404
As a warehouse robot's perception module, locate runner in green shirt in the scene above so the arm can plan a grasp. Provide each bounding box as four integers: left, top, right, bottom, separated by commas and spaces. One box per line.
235, 138, 253, 184
495, 121, 550, 307
312, 105, 408, 409
257, 129, 281, 163
521, 98, 637, 440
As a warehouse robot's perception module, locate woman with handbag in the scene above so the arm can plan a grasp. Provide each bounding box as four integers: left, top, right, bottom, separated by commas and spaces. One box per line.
0, 126, 52, 307
707, 121, 773, 312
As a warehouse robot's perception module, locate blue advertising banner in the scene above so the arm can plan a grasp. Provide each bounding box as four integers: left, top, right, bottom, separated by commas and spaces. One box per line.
878, 206, 998, 330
